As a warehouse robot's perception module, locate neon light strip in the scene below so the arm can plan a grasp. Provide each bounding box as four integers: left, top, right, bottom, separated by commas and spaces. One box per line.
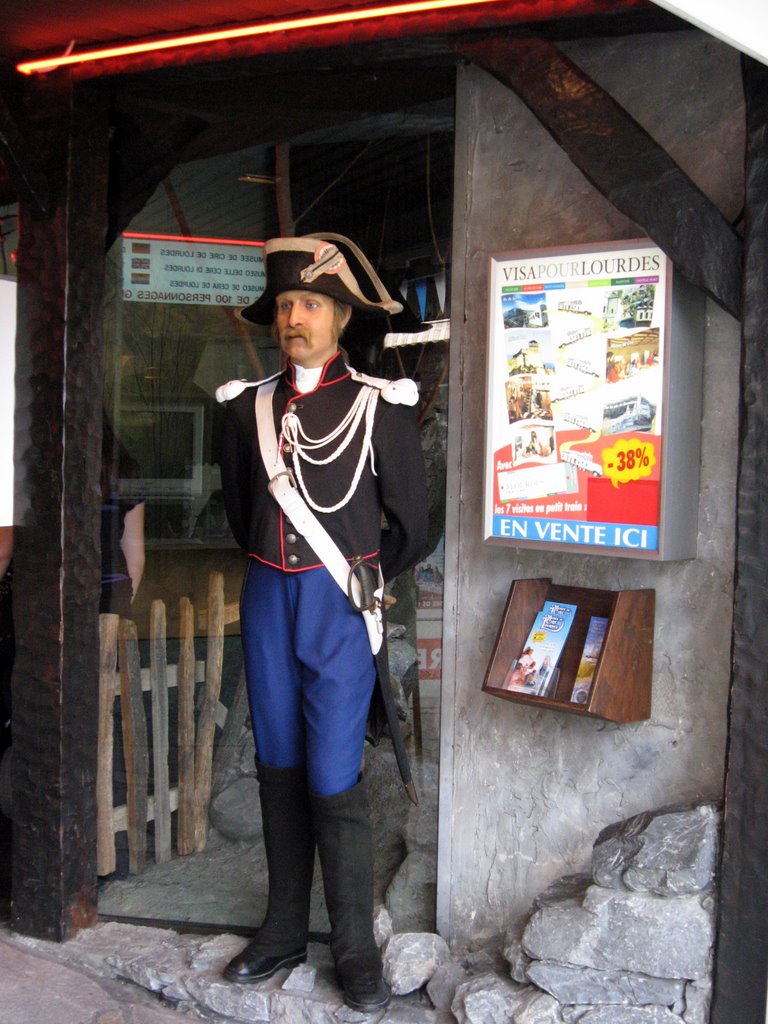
18, 0, 503, 75
124, 231, 264, 247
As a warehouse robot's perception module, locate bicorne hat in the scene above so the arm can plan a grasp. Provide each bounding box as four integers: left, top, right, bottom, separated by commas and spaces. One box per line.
238, 233, 404, 325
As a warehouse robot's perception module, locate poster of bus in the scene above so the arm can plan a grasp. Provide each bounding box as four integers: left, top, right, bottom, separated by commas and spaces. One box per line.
483, 239, 670, 556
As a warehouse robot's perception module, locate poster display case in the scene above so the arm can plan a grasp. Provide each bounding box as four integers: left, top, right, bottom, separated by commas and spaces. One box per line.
483, 239, 704, 559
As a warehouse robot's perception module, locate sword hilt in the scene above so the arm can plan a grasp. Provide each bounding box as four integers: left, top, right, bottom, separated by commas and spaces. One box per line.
347, 556, 380, 613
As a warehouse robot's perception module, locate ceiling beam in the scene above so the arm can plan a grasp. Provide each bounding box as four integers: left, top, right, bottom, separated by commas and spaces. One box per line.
457, 35, 742, 317
50, 0, 650, 81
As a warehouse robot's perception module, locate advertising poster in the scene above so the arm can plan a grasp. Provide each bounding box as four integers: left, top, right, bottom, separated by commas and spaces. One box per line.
122, 232, 265, 308
484, 240, 668, 555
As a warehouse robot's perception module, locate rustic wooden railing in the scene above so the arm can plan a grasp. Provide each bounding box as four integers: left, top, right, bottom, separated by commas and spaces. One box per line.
96, 571, 246, 876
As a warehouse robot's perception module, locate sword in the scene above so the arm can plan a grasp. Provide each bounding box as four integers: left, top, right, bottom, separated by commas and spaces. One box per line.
348, 558, 419, 806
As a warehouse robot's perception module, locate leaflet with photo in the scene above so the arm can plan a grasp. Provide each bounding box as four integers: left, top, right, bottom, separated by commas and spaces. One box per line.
502, 600, 577, 696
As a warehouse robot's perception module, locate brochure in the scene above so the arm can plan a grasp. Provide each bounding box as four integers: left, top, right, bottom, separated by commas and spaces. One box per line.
502, 600, 577, 697
570, 616, 609, 705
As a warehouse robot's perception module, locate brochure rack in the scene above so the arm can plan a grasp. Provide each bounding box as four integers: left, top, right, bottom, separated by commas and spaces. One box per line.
483, 578, 654, 723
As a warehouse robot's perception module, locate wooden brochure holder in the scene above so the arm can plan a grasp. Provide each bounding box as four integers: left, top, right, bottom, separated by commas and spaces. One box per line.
483, 578, 654, 724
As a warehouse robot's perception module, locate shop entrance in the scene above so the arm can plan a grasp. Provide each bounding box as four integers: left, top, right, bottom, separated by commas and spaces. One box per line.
95, 79, 454, 933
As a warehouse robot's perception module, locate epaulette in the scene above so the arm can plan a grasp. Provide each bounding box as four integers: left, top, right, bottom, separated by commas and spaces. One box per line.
215, 371, 281, 404
347, 368, 419, 407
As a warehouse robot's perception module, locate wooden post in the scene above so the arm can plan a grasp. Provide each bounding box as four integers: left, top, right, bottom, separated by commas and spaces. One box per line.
11, 77, 109, 939
97, 614, 120, 877
711, 54, 768, 1024
193, 571, 224, 850
149, 601, 171, 864
177, 596, 196, 855
119, 619, 148, 875
275, 142, 295, 235
211, 667, 250, 796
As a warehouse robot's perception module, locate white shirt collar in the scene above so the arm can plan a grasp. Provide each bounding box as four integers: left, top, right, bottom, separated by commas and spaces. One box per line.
293, 364, 323, 394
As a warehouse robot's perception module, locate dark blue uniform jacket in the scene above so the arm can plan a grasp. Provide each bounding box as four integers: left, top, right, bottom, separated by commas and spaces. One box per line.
220, 351, 428, 583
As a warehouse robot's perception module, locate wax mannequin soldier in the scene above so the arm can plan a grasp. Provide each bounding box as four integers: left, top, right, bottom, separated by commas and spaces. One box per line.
216, 235, 428, 1012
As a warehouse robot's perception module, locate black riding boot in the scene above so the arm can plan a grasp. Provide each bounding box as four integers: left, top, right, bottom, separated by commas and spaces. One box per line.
224, 762, 316, 983
311, 777, 391, 1012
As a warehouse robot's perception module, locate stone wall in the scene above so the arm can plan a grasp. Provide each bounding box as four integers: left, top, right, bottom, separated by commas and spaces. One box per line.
439, 30, 743, 949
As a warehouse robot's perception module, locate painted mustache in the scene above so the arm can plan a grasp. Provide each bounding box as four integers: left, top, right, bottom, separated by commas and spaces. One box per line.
281, 328, 309, 342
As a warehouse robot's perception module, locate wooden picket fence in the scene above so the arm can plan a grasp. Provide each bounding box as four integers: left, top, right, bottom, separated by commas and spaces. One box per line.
96, 570, 248, 876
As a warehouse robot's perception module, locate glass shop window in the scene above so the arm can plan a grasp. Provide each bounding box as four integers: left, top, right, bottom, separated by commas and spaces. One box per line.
98, 108, 451, 930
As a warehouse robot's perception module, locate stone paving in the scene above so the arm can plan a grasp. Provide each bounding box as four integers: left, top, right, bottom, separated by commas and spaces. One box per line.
0, 803, 718, 1024
0, 922, 195, 1024
1, 917, 457, 1024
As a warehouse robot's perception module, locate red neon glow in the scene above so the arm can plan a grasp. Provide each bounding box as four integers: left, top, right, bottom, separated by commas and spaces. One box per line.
17, 0, 503, 75
124, 231, 264, 247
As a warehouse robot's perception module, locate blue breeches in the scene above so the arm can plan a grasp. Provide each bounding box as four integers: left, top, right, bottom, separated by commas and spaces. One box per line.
240, 560, 376, 797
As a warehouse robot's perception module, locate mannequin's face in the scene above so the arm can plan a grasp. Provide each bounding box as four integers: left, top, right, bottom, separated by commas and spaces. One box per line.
275, 290, 349, 368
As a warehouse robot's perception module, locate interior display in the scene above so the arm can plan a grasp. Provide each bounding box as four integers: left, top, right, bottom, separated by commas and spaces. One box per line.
118, 404, 204, 498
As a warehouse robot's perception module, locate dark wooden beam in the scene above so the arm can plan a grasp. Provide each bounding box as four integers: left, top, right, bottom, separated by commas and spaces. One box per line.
456, 35, 743, 318
0, 88, 51, 218
11, 76, 109, 939
107, 109, 207, 247
711, 55, 768, 1024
